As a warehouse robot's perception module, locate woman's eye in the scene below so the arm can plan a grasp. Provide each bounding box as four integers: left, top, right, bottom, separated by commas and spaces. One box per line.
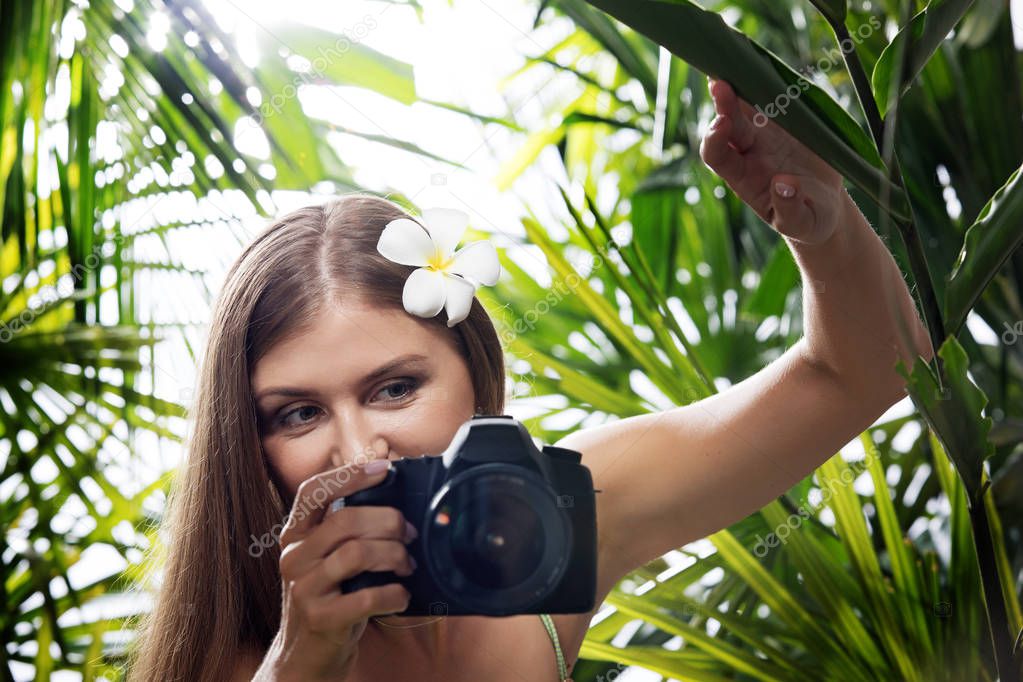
374, 378, 419, 403
278, 405, 321, 428
271, 379, 420, 429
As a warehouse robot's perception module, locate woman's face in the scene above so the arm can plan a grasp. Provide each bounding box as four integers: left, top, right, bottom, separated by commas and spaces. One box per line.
250, 300, 477, 501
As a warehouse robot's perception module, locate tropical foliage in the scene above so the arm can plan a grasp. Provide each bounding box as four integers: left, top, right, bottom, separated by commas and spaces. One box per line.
481, 0, 1023, 679
0, 0, 444, 677
3, 0, 1022, 680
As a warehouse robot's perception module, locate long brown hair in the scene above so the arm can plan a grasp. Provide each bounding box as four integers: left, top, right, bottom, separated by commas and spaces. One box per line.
126, 193, 506, 681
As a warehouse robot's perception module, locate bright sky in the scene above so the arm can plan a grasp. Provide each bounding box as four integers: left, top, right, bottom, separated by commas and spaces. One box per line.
205, 0, 575, 248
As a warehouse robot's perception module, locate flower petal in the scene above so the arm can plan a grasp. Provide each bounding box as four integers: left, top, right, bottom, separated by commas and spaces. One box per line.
442, 273, 476, 327
402, 268, 446, 318
378, 218, 435, 267
448, 240, 500, 287
422, 208, 468, 258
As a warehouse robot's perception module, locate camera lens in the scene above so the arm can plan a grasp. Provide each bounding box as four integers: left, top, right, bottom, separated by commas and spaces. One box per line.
424, 464, 571, 614
448, 489, 544, 589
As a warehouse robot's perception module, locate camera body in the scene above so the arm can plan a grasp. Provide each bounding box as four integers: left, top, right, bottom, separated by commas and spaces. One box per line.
336, 415, 597, 616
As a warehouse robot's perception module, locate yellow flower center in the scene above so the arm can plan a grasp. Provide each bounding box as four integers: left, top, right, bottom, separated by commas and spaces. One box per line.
426, 248, 454, 272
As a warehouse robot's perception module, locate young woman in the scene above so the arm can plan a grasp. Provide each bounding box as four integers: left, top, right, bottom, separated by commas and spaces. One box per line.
127, 79, 932, 681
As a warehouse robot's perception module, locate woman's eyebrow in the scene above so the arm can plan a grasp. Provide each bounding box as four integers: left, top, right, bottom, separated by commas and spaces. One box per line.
253, 352, 430, 403
359, 352, 430, 384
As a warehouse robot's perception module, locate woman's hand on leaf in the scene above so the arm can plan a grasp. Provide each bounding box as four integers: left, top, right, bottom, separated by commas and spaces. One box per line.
700, 77, 846, 245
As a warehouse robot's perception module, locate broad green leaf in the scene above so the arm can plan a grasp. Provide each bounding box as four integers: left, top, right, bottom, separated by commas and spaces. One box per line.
897, 336, 994, 502
583, 0, 911, 221
739, 240, 799, 319
944, 163, 1023, 333
808, 0, 848, 25
554, 0, 660, 95
872, 0, 976, 115
251, 21, 416, 105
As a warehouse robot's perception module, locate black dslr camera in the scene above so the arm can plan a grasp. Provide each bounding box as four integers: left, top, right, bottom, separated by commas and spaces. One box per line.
334, 415, 597, 616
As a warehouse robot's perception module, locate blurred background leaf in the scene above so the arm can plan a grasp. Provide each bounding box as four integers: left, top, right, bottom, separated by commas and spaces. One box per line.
483, 0, 1023, 678
0, 0, 452, 677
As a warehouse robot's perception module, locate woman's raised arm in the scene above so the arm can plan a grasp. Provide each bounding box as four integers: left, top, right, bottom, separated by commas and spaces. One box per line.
553, 78, 934, 602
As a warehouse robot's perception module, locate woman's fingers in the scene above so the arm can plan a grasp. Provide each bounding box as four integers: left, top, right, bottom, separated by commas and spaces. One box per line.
295, 538, 416, 598
279, 506, 415, 581
700, 114, 747, 187
296, 583, 412, 637
286, 539, 413, 636
704, 76, 845, 244
279, 460, 392, 547
709, 78, 756, 152
270, 461, 405, 674
767, 174, 841, 245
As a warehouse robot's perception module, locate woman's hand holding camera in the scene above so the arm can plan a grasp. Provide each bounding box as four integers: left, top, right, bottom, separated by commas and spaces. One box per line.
253, 460, 418, 681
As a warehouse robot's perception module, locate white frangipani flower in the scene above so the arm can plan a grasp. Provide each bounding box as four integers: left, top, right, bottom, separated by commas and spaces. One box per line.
376, 208, 500, 327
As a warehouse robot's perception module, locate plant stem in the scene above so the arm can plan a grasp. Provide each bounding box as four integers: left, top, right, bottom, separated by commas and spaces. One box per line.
848, 13, 1013, 676
895, 212, 948, 357
968, 491, 1021, 681
834, 22, 885, 153
827, 8, 1012, 680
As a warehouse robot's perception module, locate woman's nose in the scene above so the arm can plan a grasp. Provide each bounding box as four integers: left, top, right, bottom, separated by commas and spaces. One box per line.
332, 410, 390, 468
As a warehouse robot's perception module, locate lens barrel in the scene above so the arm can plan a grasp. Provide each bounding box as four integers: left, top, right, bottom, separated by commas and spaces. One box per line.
423, 464, 572, 613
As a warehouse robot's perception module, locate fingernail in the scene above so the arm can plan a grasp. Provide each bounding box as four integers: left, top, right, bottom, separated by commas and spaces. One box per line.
774, 181, 796, 198
404, 520, 419, 543
365, 459, 391, 475
409, 555, 418, 571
